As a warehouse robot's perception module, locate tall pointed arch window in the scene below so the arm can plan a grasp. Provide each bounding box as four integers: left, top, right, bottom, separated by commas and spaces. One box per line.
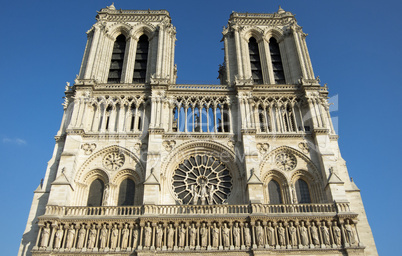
118, 178, 135, 206
133, 35, 149, 83
268, 180, 283, 204
107, 35, 126, 83
248, 37, 263, 84
295, 179, 311, 203
87, 178, 104, 206
269, 38, 286, 84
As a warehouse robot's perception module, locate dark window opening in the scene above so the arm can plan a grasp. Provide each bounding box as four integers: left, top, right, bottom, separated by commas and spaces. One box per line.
248, 37, 263, 84
268, 180, 282, 204
133, 35, 149, 83
269, 38, 286, 84
87, 178, 104, 207
295, 179, 311, 204
108, 35, 126, 83
118, 178, 135, 206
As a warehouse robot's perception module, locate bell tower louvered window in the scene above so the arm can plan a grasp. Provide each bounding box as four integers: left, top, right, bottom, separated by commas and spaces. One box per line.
269, 38, 286, 84
133, 35, 149, 83
107, 35, 126, 83
248, 37, 263, 84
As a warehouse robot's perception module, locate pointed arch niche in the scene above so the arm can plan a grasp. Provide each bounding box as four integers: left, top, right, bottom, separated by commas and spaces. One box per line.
73, 145, 144, 206
260, 146, 326, 204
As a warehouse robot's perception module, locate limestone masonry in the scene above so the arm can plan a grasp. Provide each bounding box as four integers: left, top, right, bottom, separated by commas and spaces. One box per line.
19, 4, 377, 256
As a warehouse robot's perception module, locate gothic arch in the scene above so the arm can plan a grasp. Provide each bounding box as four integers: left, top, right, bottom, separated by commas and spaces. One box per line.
75, 145, 144, 184
242, 26, 264, 42
259, 145, 322, 182
82, 169, 109, 185
262, 169, 291, 204
290, 169, 324, 203
264, 28, 284, 42
112, 169, 143, 205
107, 22, 133, 39
131, 23, 156, 40
160, 140, 244, 205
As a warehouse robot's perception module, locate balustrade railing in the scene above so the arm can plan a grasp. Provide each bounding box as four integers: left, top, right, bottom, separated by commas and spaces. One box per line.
44, 203, 350, 217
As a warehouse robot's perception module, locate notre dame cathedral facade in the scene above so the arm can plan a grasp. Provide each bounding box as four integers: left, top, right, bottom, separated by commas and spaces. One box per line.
19, 4, 377, 256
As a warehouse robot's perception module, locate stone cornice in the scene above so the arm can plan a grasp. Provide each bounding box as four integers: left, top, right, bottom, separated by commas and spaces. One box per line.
97, 9, 171, 24
229, 11, 296, 27
255, 133, 312, 139
163, 133, 235, 140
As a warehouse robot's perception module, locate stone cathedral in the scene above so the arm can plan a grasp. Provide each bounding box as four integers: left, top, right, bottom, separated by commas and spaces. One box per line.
19, 4, 377, 256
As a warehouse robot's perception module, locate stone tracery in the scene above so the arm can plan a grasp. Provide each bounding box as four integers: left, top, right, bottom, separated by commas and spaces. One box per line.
172, 155, 232, 205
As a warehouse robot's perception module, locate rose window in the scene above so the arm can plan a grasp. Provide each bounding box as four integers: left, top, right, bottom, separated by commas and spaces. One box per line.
275, 152, 297, 171
103, 152, 125, 171
172, 155, 232, 205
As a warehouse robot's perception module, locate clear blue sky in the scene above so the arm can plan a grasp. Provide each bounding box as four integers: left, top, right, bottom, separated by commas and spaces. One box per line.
1, 0, 401, 255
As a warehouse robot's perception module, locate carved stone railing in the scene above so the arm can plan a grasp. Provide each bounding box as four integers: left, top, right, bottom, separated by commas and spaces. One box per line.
44, 203, 352, 218
251, 203, 341, 214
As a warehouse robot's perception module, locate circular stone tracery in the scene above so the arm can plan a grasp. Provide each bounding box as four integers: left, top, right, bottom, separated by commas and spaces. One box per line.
172, 155, 232, 205
103, 152, 125, 171
275, 152, 297, 171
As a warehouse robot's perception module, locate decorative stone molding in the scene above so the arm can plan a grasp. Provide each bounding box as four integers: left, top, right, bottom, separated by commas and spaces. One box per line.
256, 143, 269, 154
162, 140, 176, 151
81, 143, 97, 155
298, 142, 309, 154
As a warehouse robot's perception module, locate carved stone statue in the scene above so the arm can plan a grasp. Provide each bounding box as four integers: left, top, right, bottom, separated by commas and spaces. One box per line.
212, 223, 219, 247
179, 223, 186, 247
102, 185, 109, 206
255, 221, 264, 246
345, 220, 356, 245
54, 227, 63, 249
191, 185, 199, 205
66, 225, 76, 249
132, 226, 139, 248
222, 223, 230, 247
208, 185, 215, 205
310, 222, 319, 245
77, 225, 86, 249
300, 222, 309, 246
289, 222, 297, 247
200, 223, 208, 247
87, 225, 97, 249
121, 224, 129, 250
267, 222, 275, 246
156, 224, 163, 248
189, 223, 197, 247
321, 222, 330, 245
167, 224, 175, 249
144, 222, 152, 248
244, 223, 251, 247
110, 224, 119, 249
333, 222, 341, 245
199, 179, 208, 205
278, 223, 285, 246
100, 224, 108, 249
40, 223, 51, 249
233, 222, 241, 247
